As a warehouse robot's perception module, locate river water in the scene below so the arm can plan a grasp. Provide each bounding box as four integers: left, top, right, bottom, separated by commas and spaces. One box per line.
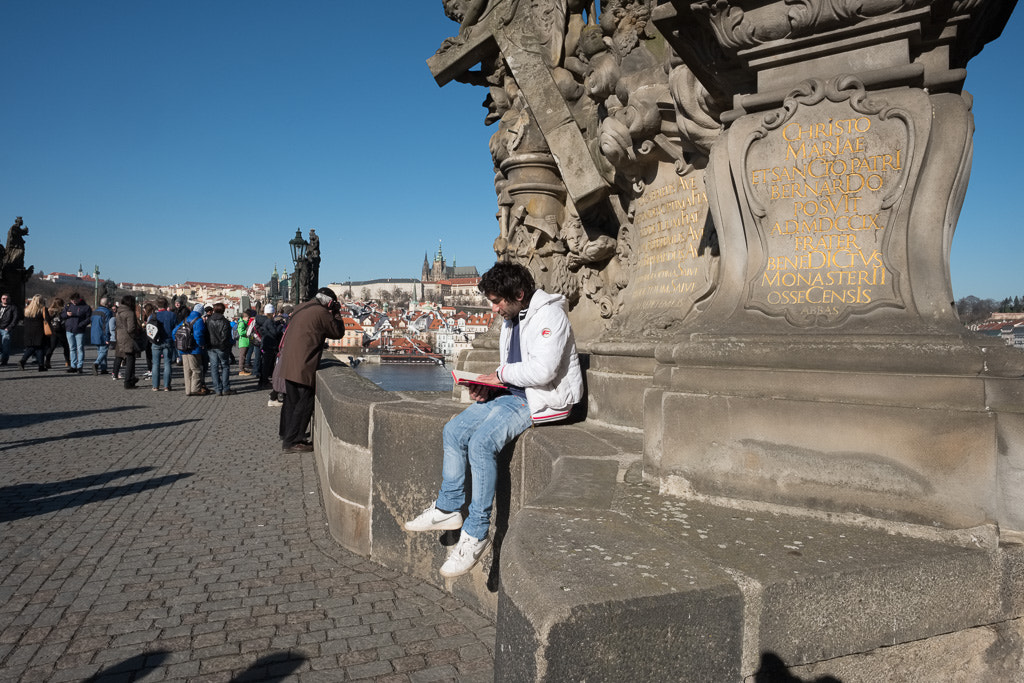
352, 362, 454, 392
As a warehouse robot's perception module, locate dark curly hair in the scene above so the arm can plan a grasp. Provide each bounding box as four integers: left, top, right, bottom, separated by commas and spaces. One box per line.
477, 261, 535, 303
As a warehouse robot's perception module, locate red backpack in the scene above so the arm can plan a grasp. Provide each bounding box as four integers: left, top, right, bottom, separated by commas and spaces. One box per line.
246, 317, 262, 345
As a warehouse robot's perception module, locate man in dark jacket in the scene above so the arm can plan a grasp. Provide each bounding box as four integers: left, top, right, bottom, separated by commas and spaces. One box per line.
62, 293, 92, 373
0, 292, 18, 366
171, 296, 189, 365
149, 297, 177, 391
206, 302, 235, 396
276, 288, 345, 453
255, 303, 284, 397
90, 297, 113, 374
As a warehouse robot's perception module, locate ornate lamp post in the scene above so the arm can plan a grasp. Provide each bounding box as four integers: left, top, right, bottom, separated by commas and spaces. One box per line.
93, 265, 100, 308
289, 228, 307, 304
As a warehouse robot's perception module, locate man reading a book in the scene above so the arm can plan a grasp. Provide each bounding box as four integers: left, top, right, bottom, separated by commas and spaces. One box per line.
405, 261, 584, 578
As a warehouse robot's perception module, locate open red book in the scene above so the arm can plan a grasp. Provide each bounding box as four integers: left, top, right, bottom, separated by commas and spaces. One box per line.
451, 369, 506, 389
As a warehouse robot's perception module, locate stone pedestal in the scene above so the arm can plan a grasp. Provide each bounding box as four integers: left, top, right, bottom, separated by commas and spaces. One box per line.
632, 4, 1024, 532
647, 336, 1024, 528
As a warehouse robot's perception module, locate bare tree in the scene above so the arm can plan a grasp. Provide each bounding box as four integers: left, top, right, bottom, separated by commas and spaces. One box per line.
956, 296, 997, 325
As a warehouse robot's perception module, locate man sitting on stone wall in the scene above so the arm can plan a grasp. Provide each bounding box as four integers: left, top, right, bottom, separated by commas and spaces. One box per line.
405, 261, 583, 578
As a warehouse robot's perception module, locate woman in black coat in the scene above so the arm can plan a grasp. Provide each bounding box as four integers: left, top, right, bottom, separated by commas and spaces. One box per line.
114, 294, 142, 389
19, 295, 48, 371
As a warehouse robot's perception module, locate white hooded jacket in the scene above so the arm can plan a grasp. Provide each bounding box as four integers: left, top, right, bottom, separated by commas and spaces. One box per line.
495, 289, 583, 424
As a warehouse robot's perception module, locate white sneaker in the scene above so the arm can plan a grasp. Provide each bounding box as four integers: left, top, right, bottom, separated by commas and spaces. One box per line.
404, 504, 463, 532
268, 399, 281, 407
440, 532, 490, 578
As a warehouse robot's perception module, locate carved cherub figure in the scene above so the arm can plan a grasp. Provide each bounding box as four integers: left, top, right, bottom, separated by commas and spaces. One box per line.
439, 0, 492, 51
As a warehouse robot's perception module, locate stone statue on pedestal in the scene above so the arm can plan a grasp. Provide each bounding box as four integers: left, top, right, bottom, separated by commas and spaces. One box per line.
306, 229, 320, 298
1, 217, 34, 309
295, 229, 320, 304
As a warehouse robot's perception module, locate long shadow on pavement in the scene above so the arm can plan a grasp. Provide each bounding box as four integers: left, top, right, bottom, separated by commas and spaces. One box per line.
0, 405, 146, 430
0, 466, 156, 497
0, 469, 194, 522
86, 650, 306, 682
86, 650, 170, 682
0, 418, 201, 452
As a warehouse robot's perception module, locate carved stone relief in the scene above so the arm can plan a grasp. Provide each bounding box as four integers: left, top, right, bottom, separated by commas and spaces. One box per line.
430, 0, 725, 340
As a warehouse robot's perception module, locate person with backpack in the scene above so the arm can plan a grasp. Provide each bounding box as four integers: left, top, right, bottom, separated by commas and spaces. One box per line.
205, 302, 236, 396
148, 296, 177, 391
255, 303, 285, 404
173, 303, 210, 396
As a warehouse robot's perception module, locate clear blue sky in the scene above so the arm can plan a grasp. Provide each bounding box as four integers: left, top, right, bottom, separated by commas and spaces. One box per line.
2, 3, 1019, 300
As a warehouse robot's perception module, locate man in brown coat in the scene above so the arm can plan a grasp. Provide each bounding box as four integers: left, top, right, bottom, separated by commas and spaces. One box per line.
277, 287, 345, 453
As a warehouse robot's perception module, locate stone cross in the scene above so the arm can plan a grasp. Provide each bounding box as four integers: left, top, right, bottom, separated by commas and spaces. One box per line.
426, 0, 608, 211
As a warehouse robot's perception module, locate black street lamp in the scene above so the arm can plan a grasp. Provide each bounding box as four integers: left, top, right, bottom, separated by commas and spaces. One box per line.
289, 228, 306, 265
289, 228, 307, 304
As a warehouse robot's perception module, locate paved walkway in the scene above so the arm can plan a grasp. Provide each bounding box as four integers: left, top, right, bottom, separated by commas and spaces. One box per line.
0, 351, 495, 682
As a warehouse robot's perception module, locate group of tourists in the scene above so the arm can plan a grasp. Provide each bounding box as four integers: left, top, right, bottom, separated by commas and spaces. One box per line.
2, 286, 356, 456
0, 292, 291, 402
1, 291, 94, 375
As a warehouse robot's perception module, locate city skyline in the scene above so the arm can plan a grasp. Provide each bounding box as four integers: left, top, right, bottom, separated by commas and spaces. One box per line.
3, 4, 1021, 299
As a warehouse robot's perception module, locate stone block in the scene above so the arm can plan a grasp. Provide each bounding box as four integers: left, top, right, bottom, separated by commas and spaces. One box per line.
754, 541, 1001, 665
517, 428, 608, 504
368, 398, 468, 590
582, 353, 656, 430
498, 469, 1023, 680
1000, 541, 1024, 619
315, 370, 401, 556
497, 508, 744, 682
786, 619, 1024, 682
317, 368, 399, 449
318, 404, 372, 507
653, 390, 998, 528
314, 403, 371, 556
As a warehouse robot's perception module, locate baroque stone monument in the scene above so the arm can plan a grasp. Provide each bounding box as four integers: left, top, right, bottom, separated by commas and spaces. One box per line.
429, 0, 1022, 527
1, 217, 34, 310
312, 1, 1024, 680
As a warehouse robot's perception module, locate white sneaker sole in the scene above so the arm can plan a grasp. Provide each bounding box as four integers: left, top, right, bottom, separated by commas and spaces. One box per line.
439, 537, 491, 578
404, 513, 463, 532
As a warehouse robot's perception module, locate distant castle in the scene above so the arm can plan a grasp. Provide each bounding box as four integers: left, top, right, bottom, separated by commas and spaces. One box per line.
421, 242, 478, 283
324, 241, 484, 305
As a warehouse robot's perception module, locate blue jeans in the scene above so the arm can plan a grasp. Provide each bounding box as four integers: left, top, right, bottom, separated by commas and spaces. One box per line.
94, 344, 109, 371
0, 328, 10, 364
151, 342, 173, 389
436, 394, 532, 540
67, 331, 85, 369
209, 348, 231, 393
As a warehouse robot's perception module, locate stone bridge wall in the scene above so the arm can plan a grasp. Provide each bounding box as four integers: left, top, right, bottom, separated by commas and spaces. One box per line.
312, 363, 1024, 680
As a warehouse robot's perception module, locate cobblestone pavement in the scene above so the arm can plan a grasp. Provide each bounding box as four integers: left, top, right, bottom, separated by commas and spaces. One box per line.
0, 351, 495, 682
